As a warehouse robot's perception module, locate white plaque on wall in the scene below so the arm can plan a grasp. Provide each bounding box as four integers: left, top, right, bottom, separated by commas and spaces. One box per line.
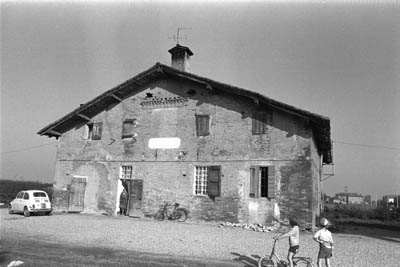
148, 137, 181, 149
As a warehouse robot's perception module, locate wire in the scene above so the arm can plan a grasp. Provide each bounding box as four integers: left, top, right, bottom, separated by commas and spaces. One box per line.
2, 140, 398, 155
2, 142, 57, 154
333, 141, 400, 151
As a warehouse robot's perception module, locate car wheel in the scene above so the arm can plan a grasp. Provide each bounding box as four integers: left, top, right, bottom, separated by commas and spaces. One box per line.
23, 207, 30, 217
8, 205, 14, 214
45, 211, 52, 216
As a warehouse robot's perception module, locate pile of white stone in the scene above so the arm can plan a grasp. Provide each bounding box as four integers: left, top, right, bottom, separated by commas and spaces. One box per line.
219, 221, 278, 232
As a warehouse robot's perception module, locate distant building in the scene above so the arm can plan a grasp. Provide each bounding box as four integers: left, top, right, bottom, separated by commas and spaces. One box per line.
382, 195, 399, 208
363, 195, 372, 206
335, 192, 363, 204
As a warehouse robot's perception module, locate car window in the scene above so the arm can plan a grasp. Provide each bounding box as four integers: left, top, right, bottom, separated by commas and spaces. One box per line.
23, 193, 29, 200
33, 192, 47, 197
16, 192, 24, 199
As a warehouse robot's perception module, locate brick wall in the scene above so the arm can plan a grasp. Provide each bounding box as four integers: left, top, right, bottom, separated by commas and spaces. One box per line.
52, 78, 321, 225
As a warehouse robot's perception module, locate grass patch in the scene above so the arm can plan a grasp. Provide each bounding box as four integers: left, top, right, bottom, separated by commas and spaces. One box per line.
321, 203, 400, 231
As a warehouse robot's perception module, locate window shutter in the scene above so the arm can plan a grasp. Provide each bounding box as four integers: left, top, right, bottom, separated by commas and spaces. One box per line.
122, 119, 135, 138
207, 166, 220, 197
196, 115, 210, 136
267, 166, 276, 198
250, 166, 260, 198
83, 125, 89, 139
252, 112, 267, 134
92, 122, 103, 140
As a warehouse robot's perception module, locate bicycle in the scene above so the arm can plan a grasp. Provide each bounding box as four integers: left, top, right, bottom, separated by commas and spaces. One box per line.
154, 202, 188, 222
258, 239, 314, 267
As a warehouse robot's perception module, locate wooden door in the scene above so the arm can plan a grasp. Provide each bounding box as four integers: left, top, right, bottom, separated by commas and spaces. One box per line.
128, 179, 143, 217
68, 177, 87, 212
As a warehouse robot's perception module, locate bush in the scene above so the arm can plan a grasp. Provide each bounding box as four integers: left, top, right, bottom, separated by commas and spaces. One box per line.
322, 203, 400, 223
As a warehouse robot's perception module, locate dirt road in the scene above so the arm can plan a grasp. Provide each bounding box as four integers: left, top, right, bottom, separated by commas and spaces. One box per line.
1, 209, 399, 266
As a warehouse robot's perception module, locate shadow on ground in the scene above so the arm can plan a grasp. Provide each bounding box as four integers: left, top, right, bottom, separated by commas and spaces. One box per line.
231, 252, 260, 267
0, 238, 241, 267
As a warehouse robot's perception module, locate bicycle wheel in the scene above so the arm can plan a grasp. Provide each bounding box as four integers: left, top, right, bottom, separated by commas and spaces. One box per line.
258, 256, 274, 267
173, 208, 187, 222
154, 211, 165, 221
294, 259, 313, 267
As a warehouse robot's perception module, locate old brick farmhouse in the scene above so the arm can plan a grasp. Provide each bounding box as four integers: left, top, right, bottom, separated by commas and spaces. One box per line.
38, 44, 332, 228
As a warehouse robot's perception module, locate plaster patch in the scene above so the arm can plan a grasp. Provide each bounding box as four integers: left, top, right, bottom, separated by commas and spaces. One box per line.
148, 137, 181, 149
249, 201, 259, 212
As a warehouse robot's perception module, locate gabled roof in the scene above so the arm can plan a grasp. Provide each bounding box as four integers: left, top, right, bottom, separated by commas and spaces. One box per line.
37, 63, 332, 163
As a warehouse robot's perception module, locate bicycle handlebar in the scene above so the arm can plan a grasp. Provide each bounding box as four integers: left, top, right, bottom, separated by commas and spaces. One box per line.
162, 201, 180, 207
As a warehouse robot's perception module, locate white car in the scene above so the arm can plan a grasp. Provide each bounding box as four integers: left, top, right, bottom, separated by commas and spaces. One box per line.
9, 190, 52, 217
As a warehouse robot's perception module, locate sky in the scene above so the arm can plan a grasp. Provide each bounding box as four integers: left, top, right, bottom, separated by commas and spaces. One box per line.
1, 0, 399, 198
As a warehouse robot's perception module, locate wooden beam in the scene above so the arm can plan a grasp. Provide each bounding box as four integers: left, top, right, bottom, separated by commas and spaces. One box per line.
76, 113, 91, 121
174, 73, 212, 89
47, 129, 61, 136
109, 93, 122, 102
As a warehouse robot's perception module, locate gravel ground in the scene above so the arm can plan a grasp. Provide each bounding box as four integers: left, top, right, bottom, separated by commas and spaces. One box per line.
1, 209, 399, 267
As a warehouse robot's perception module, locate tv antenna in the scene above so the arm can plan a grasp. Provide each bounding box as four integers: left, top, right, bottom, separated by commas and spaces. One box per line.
169, 27, 191, 45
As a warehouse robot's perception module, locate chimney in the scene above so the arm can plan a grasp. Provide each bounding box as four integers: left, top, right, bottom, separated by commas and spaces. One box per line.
168, 44, 193, 72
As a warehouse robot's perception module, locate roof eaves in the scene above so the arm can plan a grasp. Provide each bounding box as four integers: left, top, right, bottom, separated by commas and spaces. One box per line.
37, 63, 162, 137
159, 64, 332, 162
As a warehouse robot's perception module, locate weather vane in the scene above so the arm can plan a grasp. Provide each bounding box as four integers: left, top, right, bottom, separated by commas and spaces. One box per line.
169, 27, 191, 45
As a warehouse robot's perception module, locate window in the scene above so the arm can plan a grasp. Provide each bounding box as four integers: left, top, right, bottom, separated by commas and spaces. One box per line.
23, 193, 29, 200
122, 119, 136, 138
33, 192, 47, 197
16, 192, 24, 199
88, 122, 103, 140
120, 165, 133, 179
195, 115, 210, 136
194, 166, 221, 197
252, 111, 269, 135
249, 166, 275, 198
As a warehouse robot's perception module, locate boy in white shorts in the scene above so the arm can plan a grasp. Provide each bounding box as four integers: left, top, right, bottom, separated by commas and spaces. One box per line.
313, 217, 334, 267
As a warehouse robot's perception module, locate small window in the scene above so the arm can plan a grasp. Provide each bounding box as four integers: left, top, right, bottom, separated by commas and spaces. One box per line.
33, 192, 47, 197
196, 115, 210, 136
122, 119, 136, 138
249, 166, 275, 198
23, 193, 29, 200
260, 167, 269, 197
88, 122, 103, 140
194, 166, 221, 197
120, 165, 133, 179
252, 111, 269, 135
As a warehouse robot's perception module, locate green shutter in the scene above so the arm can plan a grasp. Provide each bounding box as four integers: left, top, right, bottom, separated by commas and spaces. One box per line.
207, 166, 220, 197
92, 122, 102, 140
196, 115, 210, 136
252, 112, 267, 134
250, 166, 260, 198
122, 119, 134, 138
267, 166, 276, 198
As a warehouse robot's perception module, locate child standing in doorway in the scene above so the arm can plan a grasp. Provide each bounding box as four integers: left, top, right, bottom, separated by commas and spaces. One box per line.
313, 217, 334, 267
119, 188, 128, 216
273, 217, 299, 267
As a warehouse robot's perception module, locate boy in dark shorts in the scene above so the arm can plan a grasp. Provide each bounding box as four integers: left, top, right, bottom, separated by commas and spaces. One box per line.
273, 217, 299, 267
313, 217, 334, 267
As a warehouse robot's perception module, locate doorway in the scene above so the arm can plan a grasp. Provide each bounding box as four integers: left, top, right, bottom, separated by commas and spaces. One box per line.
117, 179, 143, 217
68, 176, 87, 212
